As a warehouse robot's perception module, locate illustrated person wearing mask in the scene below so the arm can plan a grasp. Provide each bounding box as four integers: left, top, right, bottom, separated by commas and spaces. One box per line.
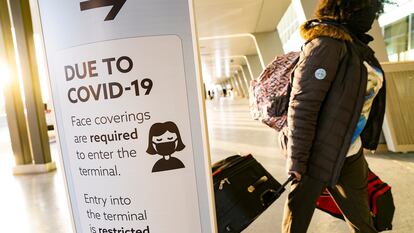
279, 0, 391, 232
146, 121, 185, 173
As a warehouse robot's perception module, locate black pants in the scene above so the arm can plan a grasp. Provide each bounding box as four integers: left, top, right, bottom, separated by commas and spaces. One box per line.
282, 149, 377, 233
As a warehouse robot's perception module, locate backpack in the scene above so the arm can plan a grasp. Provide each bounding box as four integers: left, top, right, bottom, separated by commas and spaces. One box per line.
248, 51, 300, 131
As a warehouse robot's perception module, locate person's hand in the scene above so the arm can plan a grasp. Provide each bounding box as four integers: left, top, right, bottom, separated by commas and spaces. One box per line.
289, 171, 302, 181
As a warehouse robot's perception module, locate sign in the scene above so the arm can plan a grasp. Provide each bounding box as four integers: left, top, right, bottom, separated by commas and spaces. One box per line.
37, 1, 215, 233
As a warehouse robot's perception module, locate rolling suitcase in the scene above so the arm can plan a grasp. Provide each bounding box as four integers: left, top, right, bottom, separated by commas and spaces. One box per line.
212, 154, 293, 233
316, 170, 395, 231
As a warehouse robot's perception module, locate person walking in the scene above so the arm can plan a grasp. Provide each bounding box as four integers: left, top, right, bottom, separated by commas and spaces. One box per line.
280, 0, 390, 232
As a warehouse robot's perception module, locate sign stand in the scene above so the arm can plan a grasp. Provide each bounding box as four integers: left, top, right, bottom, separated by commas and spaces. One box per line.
36, 0, 216, 232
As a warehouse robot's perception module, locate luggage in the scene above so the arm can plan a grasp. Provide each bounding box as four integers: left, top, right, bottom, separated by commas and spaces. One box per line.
249, 51, 300, 131
316, 170, 395, 231
212, 154, 293, 233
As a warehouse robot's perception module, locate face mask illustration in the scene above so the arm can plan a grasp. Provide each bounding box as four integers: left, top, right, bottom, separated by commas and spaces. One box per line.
153, 140, 177, 156
146, 122, 186, 173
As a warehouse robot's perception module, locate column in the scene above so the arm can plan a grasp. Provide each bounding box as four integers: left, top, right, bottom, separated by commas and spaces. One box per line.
246, 54, 263, 80
242, 65, 253, 83
8, 0, 54, 173
253, 31, 284, 65
237, 69, 249, 97
229, 78, 237, 97
236, 72, 247, 98
369, 21, 389, 62
232, 75, 244, 98
298, 0, 318, 20
0, 0, 32, 166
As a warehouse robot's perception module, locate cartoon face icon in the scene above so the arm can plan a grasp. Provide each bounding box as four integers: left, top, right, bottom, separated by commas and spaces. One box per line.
146, 121, 186, 173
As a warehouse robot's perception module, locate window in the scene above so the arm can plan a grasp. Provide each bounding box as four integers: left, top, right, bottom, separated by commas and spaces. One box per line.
277, 3, 300, 45
384, 17, 409, 56
276, 2, 306, 53
411, 13, 414, 49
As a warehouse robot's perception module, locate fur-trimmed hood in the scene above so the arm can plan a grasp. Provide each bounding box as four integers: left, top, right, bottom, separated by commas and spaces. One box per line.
300, 19, 353, 42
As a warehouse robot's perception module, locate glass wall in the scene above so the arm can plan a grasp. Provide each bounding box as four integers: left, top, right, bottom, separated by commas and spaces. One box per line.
384, 17, 409, 61
411, 13, 414, 50
380, 0, 414, 61
276, 2, 306, 53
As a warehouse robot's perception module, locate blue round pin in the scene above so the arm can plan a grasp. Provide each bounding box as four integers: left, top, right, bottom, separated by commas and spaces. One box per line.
315, 68, 327, 80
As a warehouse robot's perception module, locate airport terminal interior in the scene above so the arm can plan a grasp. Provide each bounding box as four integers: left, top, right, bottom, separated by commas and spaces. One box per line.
1, 0, 414, 232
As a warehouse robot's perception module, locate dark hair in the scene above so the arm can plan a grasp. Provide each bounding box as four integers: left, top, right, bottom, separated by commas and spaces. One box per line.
315, 0, 394, 22
146, 121, 185, 155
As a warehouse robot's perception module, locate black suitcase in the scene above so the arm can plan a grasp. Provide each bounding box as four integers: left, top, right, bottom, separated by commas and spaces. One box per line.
212, 154, 293, 233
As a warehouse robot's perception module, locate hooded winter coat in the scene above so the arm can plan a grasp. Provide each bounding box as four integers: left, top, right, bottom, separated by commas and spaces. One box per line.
284, 20, 386, 186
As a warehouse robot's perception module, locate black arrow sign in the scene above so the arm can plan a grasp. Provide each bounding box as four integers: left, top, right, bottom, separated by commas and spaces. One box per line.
80, 0, 127, 21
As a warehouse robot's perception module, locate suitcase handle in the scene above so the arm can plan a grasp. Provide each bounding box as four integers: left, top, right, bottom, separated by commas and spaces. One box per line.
259, 175, 295, 207
276, 175, 295, 194
247, 176, 268, 193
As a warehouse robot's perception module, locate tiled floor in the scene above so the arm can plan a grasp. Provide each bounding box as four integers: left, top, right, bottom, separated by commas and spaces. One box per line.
0, 97, 413, 233
0, 126, 73, 233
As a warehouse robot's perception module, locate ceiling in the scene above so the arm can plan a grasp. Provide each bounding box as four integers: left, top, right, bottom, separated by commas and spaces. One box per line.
194, 0, 291, 84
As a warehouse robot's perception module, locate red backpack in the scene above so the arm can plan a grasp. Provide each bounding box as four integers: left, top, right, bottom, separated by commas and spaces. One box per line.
316, 170, 395, 231
249, 51, 300, 131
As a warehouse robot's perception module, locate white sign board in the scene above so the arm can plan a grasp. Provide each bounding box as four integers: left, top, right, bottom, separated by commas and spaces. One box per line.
37, 1, 215, 233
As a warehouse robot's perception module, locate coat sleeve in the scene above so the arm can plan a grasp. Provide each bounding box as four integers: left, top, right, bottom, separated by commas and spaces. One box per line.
286, 38, 345, 175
